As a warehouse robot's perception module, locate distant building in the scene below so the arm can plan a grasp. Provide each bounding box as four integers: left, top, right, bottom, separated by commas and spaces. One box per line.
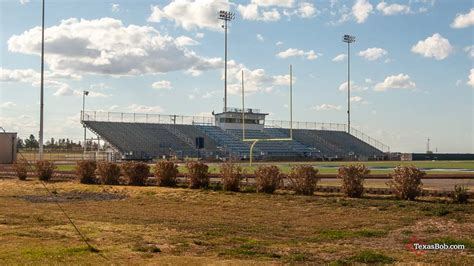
0, 132, 17, 164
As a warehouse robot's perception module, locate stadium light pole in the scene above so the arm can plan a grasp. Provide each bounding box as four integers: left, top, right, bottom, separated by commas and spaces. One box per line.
218, 10, 235, 112
82, 90, 89, 153
39, 0, 45, 159
343, 34, 355, 134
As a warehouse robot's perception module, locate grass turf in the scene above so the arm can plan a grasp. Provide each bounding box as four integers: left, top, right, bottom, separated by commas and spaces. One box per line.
0, 178, 472, 264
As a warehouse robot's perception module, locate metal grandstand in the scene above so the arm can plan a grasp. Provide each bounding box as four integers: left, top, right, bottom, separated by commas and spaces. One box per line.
81, 111, 389, 161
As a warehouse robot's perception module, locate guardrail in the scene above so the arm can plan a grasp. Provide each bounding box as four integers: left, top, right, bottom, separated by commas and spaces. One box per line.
266, 120, 347, 131
82, 111, 213, 125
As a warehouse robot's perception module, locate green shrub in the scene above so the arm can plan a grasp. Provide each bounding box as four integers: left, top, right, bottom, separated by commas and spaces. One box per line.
75, 160, 97, 184
35, 160, 56, 181
13, 159, 29, 181
186, 161, 209, 189
220, 162, 243, 192
338, 164, 369, 198
388, 165, 424, 200
451, 185, 469, 204
288, 165, 319, 195
96, 161, 121, 185
154, 160, 179, 187
121, 161, 150, 186
255, 165, 282, 194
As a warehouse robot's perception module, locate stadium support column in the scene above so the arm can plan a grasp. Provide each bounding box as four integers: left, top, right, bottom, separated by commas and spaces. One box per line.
343, 35, 355, 134
39, 0, 45, 160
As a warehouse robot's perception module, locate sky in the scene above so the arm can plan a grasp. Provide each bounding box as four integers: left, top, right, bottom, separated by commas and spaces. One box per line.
0, 0, 473, 153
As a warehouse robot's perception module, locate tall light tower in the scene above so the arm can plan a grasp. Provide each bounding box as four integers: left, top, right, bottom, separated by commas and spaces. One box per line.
218, 10, 235, 112
343, 34, 355, 134
39, 0, 45, 159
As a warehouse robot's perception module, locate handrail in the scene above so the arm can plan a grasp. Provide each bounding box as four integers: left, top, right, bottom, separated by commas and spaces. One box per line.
349, 127, 390, 152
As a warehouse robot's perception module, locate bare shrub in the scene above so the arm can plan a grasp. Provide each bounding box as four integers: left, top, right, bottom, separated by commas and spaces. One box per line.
451, 185, 469, 204
35, 160, 56, 181
121, 161, 150, 186
96, 161, 121, 185
154, 161, 179, 187
288, 165, 319, 195
13, 159, 29, 181
255, 165, 282, 194
388, 165, 424, 200
220, 162, 243, 192
338, 164, 369, 198
186, 161, 209, 189
75, 160, 97, 184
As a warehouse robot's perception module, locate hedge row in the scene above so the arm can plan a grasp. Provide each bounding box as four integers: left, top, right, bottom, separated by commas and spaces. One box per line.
12, 160, 470, 203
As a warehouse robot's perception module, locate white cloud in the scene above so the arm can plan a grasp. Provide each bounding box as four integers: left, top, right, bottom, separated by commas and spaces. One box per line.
350, 96, 363, 102
338, 81, 368, 92
276, 41, 283, 46
0, 102, 17, 108
277, 48, 319, 60
174, 36, 199, 46
468, 69, 474, 88
376, 2, 410, 15
411, 33, 453, 60
195, 32, 204, 39
251, 0, 294, 8
297, 2, 317, 18
352, 0, 373, 23
152, 80, 172, 90
128, 104, 164, 113
8, 18, 220, 76
19, 0, 30, 5
239, 4, 281, 21
332, 53, 347, 62
358, 47, 388, 61
451, 8, 474, 29
374, 73, 416, 91
311, 104, 342, 111
365, 78, 373, 83
257, 34, 264, 42
464, 45, 474, 57
148, 0, 230, 31
111, 3, 120, 13
225, 60, 291, 95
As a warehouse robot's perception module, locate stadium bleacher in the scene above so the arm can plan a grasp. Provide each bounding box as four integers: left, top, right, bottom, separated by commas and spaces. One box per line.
83, 120, 385, 160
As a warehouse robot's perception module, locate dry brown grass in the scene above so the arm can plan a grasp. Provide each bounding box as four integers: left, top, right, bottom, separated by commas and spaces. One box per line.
0, 178, 472, 264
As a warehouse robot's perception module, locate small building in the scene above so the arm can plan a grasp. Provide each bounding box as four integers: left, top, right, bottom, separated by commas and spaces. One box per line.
0, 132, 17, 164
214, 107, 268, 131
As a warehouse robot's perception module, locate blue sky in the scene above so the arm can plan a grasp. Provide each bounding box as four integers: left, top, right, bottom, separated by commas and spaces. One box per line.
0, 0, 473, 152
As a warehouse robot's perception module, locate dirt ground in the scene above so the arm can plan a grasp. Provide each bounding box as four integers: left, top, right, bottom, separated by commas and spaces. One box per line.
0, 178, 472, 265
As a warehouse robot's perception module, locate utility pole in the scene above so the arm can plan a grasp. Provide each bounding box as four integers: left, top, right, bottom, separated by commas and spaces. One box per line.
343, 34, 355, 134
39, 0, 45, 159
218, 10, 235, 112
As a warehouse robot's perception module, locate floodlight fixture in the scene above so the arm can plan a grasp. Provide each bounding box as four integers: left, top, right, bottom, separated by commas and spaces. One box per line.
218, 10, 235, 112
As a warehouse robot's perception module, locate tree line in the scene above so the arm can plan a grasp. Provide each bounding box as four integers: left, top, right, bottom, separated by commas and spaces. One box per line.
17, 134, 97, 151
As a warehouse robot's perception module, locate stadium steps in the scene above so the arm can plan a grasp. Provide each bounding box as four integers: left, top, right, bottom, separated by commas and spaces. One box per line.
195, 125, 260, 158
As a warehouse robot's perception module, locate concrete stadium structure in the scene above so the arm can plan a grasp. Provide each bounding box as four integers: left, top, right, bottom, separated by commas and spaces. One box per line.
81, 110, 389, 161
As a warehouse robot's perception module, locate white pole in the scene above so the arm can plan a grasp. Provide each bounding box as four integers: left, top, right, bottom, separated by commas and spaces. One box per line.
241, 70, 245, 140
39, 0, 45, 160
290, 64, 293, 139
